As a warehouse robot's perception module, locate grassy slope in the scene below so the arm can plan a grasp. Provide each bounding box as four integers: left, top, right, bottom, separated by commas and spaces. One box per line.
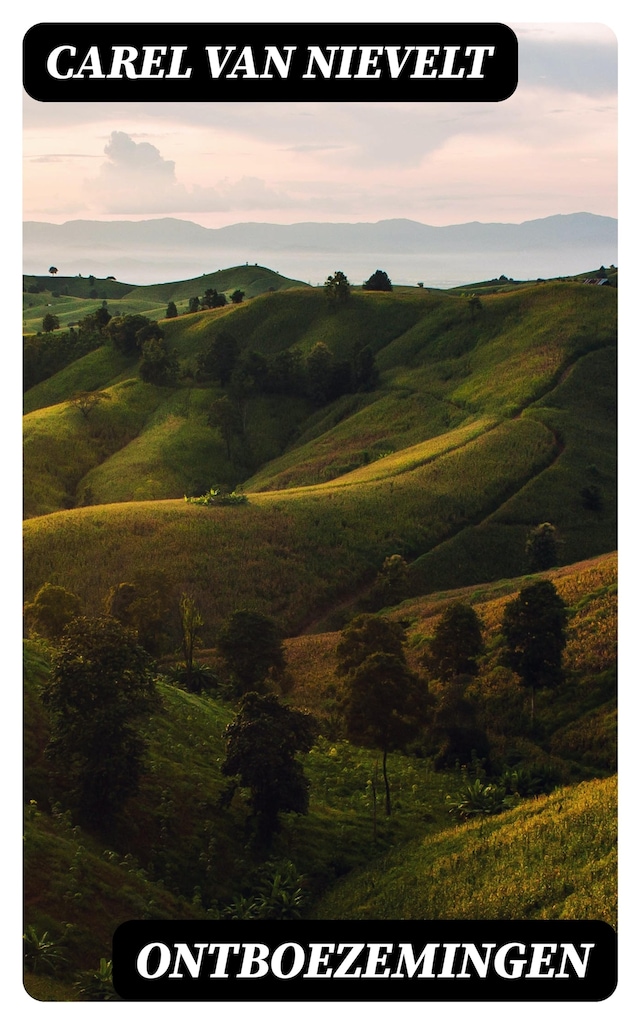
23, 266, 309, 334
23, 278, 616, 633
313, 776, 616, 924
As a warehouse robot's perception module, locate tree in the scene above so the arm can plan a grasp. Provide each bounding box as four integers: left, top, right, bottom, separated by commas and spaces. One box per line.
221, 692, 317, 839
49, 266, 58, 276
324, 270, 351, 307
42, 616, 158, 829
42, 313, 60, 333
363, 269, 392, 291
369, 554, 409, 610
139, 336, 179, 386
24, 582, 81, 639
342, 652, 427, 815
104, 569, 175, 656
305, 342, 335, 404
208, 395, 242, 461
197, 332, 240, 386
335, 613, 406, 677
165, 300, 178, 319
105, 314, 153, 355
177, 593, 204, 692
501, 580, 568, 723
231, 289, 245, 304
70, 389, 111, 420
217, 610, 285, 695
427, 602, 484, 680
525, 522, 559, 571
188, 296, 201, 314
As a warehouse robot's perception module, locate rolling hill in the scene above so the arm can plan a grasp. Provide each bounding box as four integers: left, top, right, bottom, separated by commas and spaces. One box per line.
24, 274, 616, 640
22, 260, 617, 998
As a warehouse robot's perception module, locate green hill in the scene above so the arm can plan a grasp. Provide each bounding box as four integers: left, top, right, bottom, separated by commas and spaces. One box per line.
24, 277, 616, 632
23, 265, 309, 335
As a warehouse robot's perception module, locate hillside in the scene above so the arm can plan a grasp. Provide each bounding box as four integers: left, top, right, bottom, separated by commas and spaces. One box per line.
24, 275, 616, 638
23, 549, 617, 994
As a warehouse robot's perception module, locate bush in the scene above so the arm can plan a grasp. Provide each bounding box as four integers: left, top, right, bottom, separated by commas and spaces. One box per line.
185, 488, 248, 507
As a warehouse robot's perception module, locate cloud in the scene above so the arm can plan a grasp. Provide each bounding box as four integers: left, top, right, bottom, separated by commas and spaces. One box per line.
84, 131, 295, 214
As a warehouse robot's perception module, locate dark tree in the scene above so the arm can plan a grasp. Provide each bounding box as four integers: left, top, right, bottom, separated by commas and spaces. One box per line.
369, 554, 409, 610
197, 332, 240, 386
208, 395, 242, 460
581, 484, 603, 512
49, 266, 58, 276
178, 593, 204, 692
230, 289, 245, 304
139, 336, 179, 386
336, 613, 406, 677
105, 314, 153, 355
324, 270, 351, 307
342, 652, 427, 815
42, 313, 60, 333
104, 569, 175, 656
188, 296, 201, 314
305, 342, 335, 404
351, 341, 379, 391
427, 602, 484, 680
24, 583, 81, 640
501, 580, 568, 723
525, 522, 559, 571
203, 288, 227, 309
42, 617, 158, 829
217, 610, 286, 695
221, 692, 317, 839
363, 269, 392, 291
430, 678, 489, 771
165, 300, 178, 319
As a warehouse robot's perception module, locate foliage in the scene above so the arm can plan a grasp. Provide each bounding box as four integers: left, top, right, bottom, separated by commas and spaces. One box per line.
222, 861, 306, 920
446, 775, 507, 820
324, 270, 351, 307
23, 926, 68, 975
217, 610, 285, 694
74, 958, 117, 1000
336, 614, 406, 676
184, 487, 248, 506
427, 601, 484, 679
197, 331, 239, 385
164, 661, 218, 695
165, 300, 178, 319
42, 616, 158, 828
363, 269, 392, 291
501, 580, 568, 721
231, 289, 245, 304
42, 313, 60, 333
341, 651, 429, 815
368, 554, 409, 610
105, 313, 155, 356
24, 582, 81, 639
221, 692, 318, 838
178, 593, 204, 691
139, 335, 179, 386
526, 522, 560, 571
104, 570, 175, 656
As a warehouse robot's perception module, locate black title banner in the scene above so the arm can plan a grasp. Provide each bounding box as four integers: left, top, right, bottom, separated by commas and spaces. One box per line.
24, 23, 518, 102
112, 919, 616, 1001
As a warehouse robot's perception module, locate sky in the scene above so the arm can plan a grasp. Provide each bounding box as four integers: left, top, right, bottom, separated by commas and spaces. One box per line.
22, 22, 617, 228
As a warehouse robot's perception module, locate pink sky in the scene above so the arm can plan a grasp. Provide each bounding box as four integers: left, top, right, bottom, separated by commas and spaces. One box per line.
23, 22, 617, 228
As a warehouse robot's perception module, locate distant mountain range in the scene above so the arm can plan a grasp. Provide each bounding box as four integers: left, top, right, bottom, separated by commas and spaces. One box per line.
23, 213, 617, 288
